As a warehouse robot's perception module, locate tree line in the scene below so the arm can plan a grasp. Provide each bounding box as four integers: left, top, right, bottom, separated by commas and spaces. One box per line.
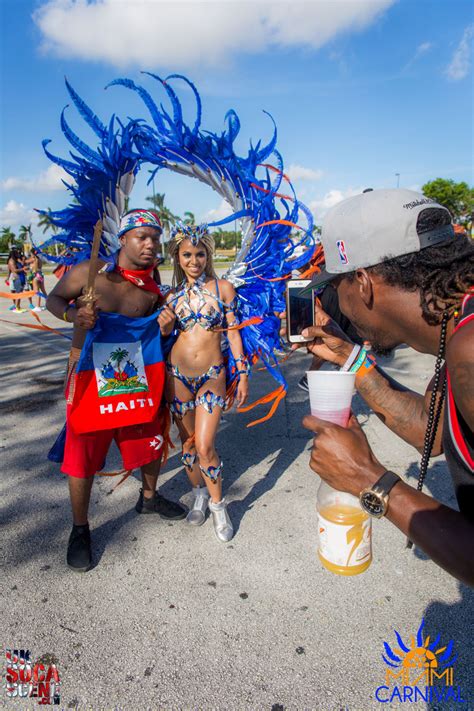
1, 179, 472, 254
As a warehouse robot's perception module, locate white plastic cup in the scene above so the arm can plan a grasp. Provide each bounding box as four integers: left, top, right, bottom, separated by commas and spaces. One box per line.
306, 370, 355, 427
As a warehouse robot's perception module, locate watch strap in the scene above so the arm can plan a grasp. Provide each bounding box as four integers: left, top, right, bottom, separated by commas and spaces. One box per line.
372, 470, 401, 496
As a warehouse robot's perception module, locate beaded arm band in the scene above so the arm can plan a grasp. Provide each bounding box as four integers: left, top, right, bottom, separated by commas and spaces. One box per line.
235, 355, 250, 376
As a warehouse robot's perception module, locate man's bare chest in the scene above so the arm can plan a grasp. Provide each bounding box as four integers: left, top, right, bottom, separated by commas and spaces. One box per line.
91, 275, 158, 317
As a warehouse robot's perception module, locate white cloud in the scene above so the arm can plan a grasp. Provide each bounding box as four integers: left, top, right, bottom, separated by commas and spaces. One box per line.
309, 187, 363, 221
34, 0, 396, 68
286, 164, 324, 182
445, 25, 474, 81
415, 41, 433, 57
0, 201, 39, 229
202, 199, 233, 225
403, 41, 433, 71
0, 165, 69, 192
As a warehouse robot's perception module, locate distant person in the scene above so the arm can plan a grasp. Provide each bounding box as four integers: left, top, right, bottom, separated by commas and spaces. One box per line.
26, 248, 47, 311
300, 189, 474, 586
7, 248, 27, 313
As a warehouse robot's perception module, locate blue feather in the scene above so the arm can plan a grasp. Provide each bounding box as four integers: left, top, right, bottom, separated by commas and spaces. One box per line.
143, 72, 183, 136
60, 108, 103, 166
106, 78, 167, 133
65, 78, 106, 138
166, 73, 202, 135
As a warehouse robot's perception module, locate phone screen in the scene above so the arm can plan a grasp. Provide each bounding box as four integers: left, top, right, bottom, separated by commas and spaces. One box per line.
287, 286, 313, 336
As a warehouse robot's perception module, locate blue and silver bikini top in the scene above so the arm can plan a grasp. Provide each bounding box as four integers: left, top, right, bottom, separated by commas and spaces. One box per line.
168, 275, 237, 333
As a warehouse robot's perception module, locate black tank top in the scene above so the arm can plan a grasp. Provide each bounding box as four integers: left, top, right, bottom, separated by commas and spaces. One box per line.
442, 292, 474, 521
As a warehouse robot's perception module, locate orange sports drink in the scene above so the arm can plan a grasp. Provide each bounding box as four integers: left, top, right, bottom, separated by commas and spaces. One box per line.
317, 482, 372, 576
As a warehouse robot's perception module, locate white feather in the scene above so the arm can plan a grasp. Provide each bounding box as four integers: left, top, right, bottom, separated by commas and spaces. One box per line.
103, 216, 118, 234
105, 197, 120, 224
115, 186, 125, 216
119, 171, 135, 196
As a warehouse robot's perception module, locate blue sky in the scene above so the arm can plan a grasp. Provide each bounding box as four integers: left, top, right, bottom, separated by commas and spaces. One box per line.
0, 0, 472, 240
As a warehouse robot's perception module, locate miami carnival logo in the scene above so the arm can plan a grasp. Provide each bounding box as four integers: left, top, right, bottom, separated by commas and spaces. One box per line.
375, 619, 467, 704
94, 342, 149, 398
4, 649, 61, 705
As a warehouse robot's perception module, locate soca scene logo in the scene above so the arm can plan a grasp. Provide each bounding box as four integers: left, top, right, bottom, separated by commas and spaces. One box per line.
4, 649, 61, 705
375, 619, 468, 705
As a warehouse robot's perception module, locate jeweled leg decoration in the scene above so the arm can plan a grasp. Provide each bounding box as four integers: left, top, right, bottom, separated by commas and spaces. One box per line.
196, 390, 226, 414
181, 451, 197, 470
168, 397, 195, 420
199, 460, 224, 483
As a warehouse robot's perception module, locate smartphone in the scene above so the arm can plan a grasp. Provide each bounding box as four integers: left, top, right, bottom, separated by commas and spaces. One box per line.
286, 280, 314, 343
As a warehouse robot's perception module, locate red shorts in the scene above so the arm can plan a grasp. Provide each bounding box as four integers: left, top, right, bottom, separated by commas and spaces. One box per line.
61, 405, 168, 479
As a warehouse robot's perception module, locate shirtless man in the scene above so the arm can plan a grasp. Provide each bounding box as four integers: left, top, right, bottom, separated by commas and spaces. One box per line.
47, 210, 186, 572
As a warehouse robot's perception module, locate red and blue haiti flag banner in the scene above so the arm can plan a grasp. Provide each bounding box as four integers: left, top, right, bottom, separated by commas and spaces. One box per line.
69, 312, 165, 435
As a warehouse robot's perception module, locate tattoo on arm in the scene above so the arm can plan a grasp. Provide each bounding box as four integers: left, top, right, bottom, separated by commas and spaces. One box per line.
357, 366, 428, 448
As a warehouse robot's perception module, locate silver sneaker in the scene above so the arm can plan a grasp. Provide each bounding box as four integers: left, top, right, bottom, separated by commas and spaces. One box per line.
186, 486, 210, 526
208, 498, 234, 542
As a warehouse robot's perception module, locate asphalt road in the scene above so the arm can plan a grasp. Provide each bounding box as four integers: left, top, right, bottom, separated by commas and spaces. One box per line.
1, 275, 472, 710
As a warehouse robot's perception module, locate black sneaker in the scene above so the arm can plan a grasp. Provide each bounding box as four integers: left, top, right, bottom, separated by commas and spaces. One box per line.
298, 374, 309, 392
67, 524, 92, 573
135, 489, 187, 519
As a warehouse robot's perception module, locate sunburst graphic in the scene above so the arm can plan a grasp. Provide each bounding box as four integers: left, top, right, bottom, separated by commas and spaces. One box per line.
382, 619, 457, 672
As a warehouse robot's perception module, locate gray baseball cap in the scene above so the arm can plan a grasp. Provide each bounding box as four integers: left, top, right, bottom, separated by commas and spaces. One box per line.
303, 189, 454, 291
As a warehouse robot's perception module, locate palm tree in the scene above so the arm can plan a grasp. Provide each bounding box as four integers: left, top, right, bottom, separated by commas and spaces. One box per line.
36, 209, 63, 255
110, 347, 129, 376
18, 224, 32, 252
183, 210, 195, 225
37, 208, 59, 235
0, 226, 16, 251
145, 193, 178, 242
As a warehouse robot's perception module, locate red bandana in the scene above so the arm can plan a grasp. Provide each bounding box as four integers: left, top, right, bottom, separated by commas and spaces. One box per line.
115, 266, 162, 295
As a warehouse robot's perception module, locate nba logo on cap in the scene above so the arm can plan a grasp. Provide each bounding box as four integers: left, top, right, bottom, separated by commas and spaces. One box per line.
336, 240, 348, 265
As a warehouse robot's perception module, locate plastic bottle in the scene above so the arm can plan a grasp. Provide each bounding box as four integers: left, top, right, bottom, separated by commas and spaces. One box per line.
317, 480, 372, 576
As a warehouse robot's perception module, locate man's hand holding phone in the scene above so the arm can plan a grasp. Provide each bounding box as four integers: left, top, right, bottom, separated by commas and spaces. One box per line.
285, 279, 315, 343
292, 303, 355, 366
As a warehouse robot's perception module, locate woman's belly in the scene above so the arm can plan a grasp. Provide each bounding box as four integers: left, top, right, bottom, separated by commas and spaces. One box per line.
170, 330, 223, 375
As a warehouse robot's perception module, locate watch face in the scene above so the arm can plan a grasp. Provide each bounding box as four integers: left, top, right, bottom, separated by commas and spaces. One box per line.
360, 491, 386, 518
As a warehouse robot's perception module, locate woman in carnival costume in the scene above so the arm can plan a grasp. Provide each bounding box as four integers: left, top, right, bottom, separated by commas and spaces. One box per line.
160, 222, 249, 542
26, 247, 47, 311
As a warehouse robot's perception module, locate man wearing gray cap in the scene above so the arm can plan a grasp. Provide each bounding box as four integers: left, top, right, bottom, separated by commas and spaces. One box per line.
300, 188, 473, 585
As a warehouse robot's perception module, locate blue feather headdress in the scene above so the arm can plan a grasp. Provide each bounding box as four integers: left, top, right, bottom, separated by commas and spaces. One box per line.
39, 73, 318, 424
170, 221, 209, 247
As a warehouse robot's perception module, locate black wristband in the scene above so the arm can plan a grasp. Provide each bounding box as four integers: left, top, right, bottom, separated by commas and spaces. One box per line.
373, 470, 402, 496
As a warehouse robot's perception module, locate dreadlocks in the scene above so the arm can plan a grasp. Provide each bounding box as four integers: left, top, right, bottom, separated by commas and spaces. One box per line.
362, 208, 474, 325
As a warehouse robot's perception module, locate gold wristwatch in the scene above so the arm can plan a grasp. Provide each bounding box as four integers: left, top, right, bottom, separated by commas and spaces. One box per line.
359, 470, 402, 518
